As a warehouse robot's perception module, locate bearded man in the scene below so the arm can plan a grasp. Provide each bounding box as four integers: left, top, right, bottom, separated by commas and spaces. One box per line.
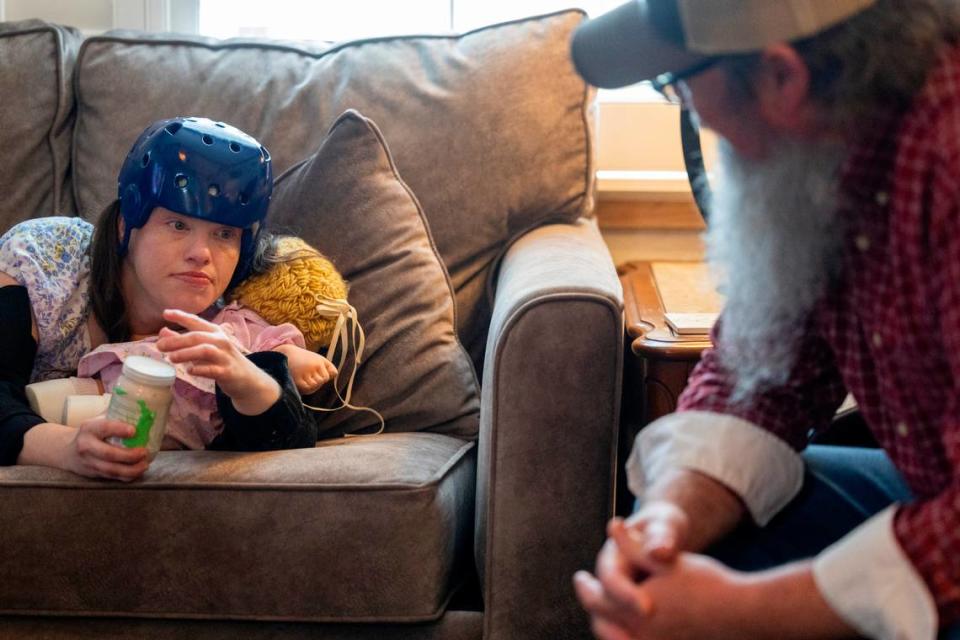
571, 1, 960, 638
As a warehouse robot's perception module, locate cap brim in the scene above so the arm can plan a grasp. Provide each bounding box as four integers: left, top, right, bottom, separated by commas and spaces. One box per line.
571, 0, 709, 89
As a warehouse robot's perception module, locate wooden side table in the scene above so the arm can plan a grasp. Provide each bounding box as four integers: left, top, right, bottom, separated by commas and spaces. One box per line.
622, 261, 717, 424
616, 260, 721, 514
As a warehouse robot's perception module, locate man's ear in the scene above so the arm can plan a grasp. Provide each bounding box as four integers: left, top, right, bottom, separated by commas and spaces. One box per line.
753, 44, 815, 134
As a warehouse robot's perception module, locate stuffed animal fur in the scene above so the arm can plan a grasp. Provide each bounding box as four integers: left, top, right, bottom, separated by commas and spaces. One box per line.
227, 236, 348, 352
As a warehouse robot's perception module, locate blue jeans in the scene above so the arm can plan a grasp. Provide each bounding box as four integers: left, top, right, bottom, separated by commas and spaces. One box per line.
699, 445, 959, 638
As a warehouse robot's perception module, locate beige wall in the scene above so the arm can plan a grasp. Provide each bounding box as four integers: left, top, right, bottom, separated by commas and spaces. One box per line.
594, 95, 717, 204
599, 101, 718, 173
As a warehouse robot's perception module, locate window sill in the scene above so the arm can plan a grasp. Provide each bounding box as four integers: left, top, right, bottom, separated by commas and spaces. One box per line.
595, 200, 704, 231
596, 170, 693, 200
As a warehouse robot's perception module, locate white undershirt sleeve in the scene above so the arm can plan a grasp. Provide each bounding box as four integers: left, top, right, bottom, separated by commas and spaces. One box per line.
812, 506, 937, 640
626, 410, 804, 525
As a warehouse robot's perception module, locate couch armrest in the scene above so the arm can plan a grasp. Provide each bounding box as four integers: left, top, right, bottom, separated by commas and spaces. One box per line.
476, 217, 623, 640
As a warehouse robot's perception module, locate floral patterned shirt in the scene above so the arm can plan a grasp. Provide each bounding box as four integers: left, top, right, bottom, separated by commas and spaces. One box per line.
0, 217, 93, 382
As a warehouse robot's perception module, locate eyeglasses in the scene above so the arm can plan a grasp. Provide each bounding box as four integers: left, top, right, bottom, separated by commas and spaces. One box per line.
650, 57, 721, 105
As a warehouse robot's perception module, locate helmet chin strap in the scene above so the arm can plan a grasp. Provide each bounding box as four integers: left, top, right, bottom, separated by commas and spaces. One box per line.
301, 296, 385, 437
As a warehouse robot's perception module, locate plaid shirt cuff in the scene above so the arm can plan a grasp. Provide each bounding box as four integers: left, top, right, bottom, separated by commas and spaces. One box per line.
813, 506, 937, 640
626, 410, 803, 525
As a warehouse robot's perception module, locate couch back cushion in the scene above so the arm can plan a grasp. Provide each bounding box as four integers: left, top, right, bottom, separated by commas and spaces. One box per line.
0, 20, 81, 226
71, 11, 595, 367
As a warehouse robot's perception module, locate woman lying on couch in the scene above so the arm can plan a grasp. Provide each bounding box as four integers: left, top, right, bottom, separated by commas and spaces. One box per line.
0, 117, 324, 481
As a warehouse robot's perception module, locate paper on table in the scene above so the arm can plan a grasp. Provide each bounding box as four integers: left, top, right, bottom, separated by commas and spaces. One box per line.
648, 262, 722, 339
664, 312, 718, 336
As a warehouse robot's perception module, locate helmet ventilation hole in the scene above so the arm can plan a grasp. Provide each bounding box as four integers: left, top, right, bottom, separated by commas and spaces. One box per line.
175, 174, 188, 188
208, 184, 220, 197
141, 152, 150, 167
164, 122, 183, 135
239, 193, 249, 205
215, 122, 226, 128
201, 134, 214, 145
229, 142, 241, 153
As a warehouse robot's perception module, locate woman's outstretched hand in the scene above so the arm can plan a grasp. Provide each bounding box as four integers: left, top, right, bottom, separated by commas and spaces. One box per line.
156, 309, 281, 415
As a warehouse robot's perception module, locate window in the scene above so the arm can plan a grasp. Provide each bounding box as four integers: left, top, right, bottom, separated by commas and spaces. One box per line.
198, 0, 451, 41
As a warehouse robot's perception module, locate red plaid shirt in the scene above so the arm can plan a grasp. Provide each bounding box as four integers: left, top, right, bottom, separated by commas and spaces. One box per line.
679, 45, 960, 623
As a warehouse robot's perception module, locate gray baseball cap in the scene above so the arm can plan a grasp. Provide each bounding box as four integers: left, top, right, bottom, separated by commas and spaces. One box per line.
571, 0, 877, 88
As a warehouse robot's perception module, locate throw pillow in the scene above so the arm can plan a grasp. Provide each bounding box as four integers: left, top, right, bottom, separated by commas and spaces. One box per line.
268, 110, 480, 439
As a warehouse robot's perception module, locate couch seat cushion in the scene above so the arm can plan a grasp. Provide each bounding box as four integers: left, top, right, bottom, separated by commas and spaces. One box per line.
0, 433, 475, 622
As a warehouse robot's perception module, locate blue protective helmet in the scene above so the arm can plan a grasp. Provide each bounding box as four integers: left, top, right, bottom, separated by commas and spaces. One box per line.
117, 117, 272, 288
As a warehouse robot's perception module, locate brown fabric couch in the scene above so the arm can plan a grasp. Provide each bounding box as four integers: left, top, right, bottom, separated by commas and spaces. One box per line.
0, 13, 623, 640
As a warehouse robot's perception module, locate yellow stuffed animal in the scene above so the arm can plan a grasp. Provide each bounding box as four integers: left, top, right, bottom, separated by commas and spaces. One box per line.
227, 234, 384, 435
227, 236, 348, 353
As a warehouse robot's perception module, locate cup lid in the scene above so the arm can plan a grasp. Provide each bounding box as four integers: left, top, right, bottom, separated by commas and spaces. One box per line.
121, 355, 176, 387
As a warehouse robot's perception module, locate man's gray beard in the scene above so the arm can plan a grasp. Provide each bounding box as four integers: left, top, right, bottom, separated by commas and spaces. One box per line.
706, 139, 847, 402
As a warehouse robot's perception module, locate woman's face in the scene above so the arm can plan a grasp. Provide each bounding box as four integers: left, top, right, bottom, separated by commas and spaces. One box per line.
121, 207, 242, 331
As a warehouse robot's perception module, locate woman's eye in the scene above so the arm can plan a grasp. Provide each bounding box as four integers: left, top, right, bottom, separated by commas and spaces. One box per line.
217, 228, 238, 241
168, 220, 188, 231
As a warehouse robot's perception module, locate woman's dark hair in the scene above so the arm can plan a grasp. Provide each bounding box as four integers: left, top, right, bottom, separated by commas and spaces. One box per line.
89, 203, 278, 342
89, 201, 129, 343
